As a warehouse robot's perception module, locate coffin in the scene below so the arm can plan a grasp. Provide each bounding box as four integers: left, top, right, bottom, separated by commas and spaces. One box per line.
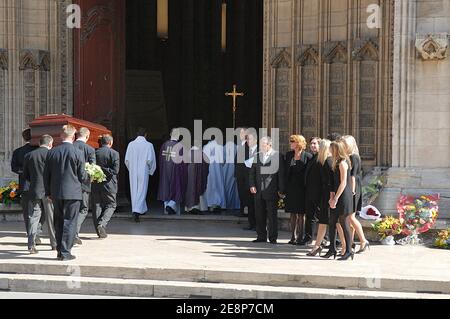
29, 114, 112, 149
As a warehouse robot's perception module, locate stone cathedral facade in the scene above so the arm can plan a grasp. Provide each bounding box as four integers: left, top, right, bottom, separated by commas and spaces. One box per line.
0, 0, 449, 218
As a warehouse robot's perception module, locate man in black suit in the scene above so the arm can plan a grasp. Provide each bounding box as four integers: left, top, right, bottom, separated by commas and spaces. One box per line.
235, 128, 257, 230
92, 134, 120, 239
302, 137, 322, 245
249, 137, 285, 244
44, 125, 86, 261
11, 128, 39, 239
22, 135, 54, 254
73, 127, 96, 245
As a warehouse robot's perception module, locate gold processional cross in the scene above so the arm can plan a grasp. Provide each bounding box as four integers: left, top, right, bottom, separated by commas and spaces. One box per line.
225, 84, 244, 128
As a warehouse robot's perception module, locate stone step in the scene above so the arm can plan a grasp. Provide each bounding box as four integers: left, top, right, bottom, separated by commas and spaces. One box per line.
0, 263, 449, 295
0, 273, 448, 299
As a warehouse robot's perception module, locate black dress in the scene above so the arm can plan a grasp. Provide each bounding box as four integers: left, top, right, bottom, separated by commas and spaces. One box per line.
333, 160, 353, 216
284, 151, 311, 214
317, 157, 334, 225
350, 154, 363, 213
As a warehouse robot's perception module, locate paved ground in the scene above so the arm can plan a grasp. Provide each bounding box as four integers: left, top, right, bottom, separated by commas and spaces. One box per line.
0, 219, 448, 282
0, 292, 146, 299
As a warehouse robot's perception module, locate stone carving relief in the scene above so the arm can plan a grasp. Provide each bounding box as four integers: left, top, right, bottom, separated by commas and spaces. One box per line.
19, 50, 50, 125
271, 49, 292, 69
353, 39, 379, 61
415, 33, 448, 60
297, 46, 319, 66
324, 42, 348, 64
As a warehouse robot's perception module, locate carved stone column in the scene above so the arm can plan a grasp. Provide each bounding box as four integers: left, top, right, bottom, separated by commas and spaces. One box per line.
0, 49, 7, 154
392, 0, 417, 168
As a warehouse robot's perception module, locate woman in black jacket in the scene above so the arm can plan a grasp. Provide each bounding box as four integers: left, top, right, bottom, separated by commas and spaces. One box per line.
284, 135, 312, 244
307, 139, 333, 256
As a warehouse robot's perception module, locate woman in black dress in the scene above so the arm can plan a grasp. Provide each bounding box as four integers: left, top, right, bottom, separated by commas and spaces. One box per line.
343, 135, 369, 254
307, 139, 332, 256
322, 139, 354, 260
285, 135, 312, 244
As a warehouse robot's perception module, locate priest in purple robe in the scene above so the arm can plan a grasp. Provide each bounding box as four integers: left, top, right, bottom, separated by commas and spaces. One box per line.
185, 142, 209, 214
157, 128, 188, 215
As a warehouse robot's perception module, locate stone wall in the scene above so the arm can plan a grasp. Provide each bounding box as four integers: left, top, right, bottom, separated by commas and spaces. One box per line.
263, 0, 394, 168
0, 0, 73, 185
378, 0, 450, 219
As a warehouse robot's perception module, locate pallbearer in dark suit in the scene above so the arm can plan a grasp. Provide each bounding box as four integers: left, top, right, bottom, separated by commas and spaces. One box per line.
11, 128, 38, 239
22, 135, 54, 254
44, 125, 86, 261
303, 137, 322, 245
343, 135, 369, 254
92, 135, 120, 238
249, 137, 285, 244
73, 127, 96, 245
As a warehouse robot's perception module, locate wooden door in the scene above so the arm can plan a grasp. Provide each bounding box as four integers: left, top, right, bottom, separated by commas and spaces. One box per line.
74, 0, 127, 194
74, 0, 125, 136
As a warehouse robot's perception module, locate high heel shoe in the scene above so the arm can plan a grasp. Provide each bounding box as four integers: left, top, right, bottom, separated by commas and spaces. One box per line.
356, 242, 370, 254
338, 252, 355, 261
320, 250, 337, 259
306, 246, 323, 257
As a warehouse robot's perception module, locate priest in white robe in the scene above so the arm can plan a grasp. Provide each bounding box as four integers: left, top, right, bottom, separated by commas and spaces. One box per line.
125, 128, 157, 222
203, 138, 226, 210
223, 141, 240, 210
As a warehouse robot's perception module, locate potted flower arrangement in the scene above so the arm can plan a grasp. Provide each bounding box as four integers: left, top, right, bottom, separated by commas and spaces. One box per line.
0, 181, 20, 205
434, 228, 449, 250
396, 194, 440, 245
371, 216, 402, 245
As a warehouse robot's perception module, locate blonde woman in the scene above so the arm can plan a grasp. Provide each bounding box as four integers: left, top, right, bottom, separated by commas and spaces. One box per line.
284, 135, 312, 244
307, 139, 332, 256
342, 135, 370, 253
322, 140, 354, 261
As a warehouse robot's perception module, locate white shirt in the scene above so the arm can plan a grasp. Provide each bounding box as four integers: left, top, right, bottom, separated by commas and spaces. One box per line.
263, 149, 274, 164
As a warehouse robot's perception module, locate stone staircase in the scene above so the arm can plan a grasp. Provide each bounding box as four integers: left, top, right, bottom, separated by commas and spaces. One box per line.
0, 263, 449, 299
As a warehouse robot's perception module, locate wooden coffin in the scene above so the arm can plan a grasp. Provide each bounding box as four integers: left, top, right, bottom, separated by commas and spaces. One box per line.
29, 114, 112, 149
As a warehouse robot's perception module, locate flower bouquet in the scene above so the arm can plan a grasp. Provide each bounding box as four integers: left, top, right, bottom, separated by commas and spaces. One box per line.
362, 175, 386, 206
278, 198, 285, 210
396, 194, 440, 245
371, 216, 402, 244
85, 163, 107, 183
434, 228, 449, 249
0, 181, 20, 205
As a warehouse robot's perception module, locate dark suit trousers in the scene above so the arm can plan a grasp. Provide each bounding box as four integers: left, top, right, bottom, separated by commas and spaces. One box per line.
54, 200, 80, 258
254, 195, 278, 241
237, 176, 255, 227
92, 191, 117, 230
76, 191, 90, 237
26, 199, 43, 249
21, 195, 30, 236
305, 199, 320, 240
